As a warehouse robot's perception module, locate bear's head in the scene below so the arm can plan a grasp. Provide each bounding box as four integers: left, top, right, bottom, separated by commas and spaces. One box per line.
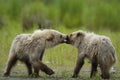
66, 30, 85, 47
32, 29, 68, 48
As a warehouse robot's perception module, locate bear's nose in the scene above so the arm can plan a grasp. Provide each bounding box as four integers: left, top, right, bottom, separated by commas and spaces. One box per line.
63, 35, 70, 43
66, 35, 69, 41
62, 35, 67, 42
67, 35, 71, 44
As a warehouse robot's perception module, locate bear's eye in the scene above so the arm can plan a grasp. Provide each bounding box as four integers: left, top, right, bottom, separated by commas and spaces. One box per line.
70, 34, 72, 37
60, 35, 62, 38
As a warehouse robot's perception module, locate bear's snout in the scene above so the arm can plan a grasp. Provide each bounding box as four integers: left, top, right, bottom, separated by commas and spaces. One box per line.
61, 35, 68, 43
65, 35, 70, 44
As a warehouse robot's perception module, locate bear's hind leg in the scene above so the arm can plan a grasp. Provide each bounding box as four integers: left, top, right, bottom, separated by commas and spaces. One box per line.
100, 65, 110, 79
4, 55, 17, 77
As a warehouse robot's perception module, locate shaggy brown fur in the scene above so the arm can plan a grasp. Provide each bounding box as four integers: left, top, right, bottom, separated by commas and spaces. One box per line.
66, 30, 117, 79
4, 29, 67, 77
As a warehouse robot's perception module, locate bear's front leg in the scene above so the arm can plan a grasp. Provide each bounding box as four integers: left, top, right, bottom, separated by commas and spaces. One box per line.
31, 60, 54, 75
30, 47, 54, 76
90, 57, 98, 78
72, 53, 85, 78
33, 50, 45, 77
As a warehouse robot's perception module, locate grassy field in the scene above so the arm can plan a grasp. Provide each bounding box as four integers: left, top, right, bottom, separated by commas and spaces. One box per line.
0, 0, 120, 80
0, 22, 120, 80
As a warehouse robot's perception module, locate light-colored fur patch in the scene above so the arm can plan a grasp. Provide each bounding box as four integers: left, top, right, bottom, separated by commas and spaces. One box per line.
71, 30, 117, 70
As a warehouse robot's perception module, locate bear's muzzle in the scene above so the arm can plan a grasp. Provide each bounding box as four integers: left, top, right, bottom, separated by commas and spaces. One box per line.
65, 35, 70, 44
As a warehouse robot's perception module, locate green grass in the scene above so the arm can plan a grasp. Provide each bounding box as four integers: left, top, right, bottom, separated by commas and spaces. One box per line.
0, 22, 120, 80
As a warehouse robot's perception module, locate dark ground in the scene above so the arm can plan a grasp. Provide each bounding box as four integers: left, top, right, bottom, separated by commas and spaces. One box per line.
0, 64, 120, 80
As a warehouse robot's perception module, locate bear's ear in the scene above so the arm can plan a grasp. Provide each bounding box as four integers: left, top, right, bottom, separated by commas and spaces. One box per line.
46, 34, 54, 41
77, 32, 84, 37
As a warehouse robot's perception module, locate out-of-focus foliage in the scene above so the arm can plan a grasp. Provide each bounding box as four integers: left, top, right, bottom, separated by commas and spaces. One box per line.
0, 0, 120, 31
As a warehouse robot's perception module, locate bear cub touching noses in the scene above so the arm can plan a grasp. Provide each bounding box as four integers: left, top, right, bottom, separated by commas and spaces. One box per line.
66, 30, 117, 79
4, 29, 68, 77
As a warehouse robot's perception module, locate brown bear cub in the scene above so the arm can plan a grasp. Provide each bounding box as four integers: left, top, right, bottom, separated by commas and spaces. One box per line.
66, 30, 117, 79
4, 29, 67, 77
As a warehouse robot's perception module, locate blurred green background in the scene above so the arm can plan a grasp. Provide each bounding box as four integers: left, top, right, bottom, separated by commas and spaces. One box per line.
0, 0, 120, 30
0, 0, 120, 79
